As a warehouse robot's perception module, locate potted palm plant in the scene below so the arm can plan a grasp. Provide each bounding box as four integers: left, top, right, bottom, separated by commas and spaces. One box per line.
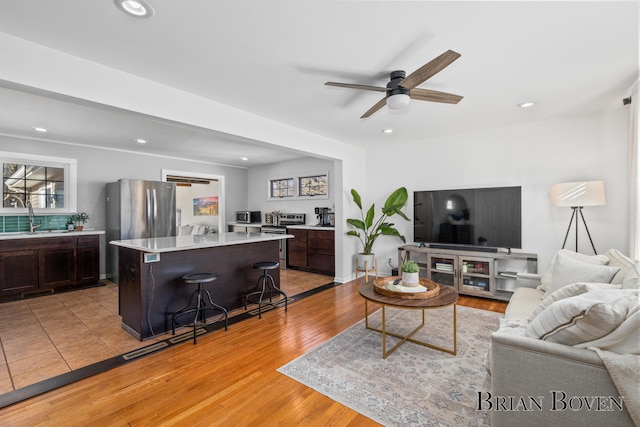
346, 187, 410, 270
401, 260, 420, 286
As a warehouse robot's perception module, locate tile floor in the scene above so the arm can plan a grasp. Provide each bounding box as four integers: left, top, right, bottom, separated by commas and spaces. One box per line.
0, 269, 332, 394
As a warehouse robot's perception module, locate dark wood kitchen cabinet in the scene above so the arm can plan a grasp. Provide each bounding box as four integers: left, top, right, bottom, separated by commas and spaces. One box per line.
287, 228, 334, 275
76, 235, 100, 285
0, 234, 101, 301
287, 228, 308, 269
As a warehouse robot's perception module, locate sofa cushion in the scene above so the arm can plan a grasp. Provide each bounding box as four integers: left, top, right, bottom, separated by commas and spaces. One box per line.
545, 252, 620, 296
525, 289, 639, 346
528, 282, 621, 322
504, 287, 544, 323
538, 249, 609, 292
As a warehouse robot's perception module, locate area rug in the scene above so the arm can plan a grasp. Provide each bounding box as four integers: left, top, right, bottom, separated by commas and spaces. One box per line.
277, 305, 502, 426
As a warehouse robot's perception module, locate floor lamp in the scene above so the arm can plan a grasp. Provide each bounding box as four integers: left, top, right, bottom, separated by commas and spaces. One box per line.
551, 181, 606, 254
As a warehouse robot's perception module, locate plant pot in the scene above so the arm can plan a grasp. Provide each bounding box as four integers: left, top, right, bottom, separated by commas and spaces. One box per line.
75, 225, 83, 231
402, 271, 420, 287
356, 253, 375, 270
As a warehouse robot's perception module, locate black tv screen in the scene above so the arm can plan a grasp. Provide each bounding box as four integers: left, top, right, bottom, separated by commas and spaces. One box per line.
414, 186, 522, 249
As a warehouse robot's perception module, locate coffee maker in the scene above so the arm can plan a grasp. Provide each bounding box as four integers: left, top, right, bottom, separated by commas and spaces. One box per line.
315, 207, 334, 226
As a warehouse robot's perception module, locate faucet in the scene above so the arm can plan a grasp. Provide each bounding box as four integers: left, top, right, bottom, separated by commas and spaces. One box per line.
27, 200, 42, 234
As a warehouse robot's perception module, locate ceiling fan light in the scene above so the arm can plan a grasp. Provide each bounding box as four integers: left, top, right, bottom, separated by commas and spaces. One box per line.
386, 94, 410, 110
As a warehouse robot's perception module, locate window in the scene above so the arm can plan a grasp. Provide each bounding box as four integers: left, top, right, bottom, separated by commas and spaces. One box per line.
0, 152, 77, 213
267, 171, 329, 201
299, 174, 327, 197
270, 178, 294, 198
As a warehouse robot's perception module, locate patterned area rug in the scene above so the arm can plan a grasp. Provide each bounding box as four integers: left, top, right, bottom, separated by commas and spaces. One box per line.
278, 305, 502, 426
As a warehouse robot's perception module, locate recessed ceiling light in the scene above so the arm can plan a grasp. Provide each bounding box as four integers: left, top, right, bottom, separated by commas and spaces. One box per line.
32, 127, 49, 133
382, 128, 394, 134
517, 101, 536, 108
115, 0, 154, 18
135, 138, 148, 144
241, 157, 248, 161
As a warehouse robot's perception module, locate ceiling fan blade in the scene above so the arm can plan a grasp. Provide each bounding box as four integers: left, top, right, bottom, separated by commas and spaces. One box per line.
410, 88, 463, 104
399, 50, 461, 90
361, 98, 387, 118
325, 82, 390, 92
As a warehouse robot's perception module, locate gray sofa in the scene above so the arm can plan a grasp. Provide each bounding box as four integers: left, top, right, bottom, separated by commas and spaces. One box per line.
487, 249, 640, 427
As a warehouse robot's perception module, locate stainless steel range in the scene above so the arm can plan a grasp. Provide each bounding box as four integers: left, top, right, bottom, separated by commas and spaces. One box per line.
261, 213, 305, 269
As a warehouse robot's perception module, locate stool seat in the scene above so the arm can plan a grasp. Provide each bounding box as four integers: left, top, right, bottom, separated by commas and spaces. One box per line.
245, 261, 287, 318
182, 272, 217, 284
172, 272, 228, 344
252, 261, 280, 270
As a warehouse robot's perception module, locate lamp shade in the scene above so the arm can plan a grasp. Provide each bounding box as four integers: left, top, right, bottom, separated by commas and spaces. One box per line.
550, 181, 606, 207
386, 93, 410, 110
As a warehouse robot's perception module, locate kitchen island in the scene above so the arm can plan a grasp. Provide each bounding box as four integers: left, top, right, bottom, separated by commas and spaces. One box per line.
110, 232, 292, 340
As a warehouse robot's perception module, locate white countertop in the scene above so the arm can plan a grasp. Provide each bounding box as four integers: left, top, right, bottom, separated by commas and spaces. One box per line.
110, 232, 292, 253
286, 225, 335, 230
228, 222, 335, 231
0, 229, 105, 240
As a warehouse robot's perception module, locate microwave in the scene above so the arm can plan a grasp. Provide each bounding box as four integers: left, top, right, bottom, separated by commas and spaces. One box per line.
236, 211, 261, 223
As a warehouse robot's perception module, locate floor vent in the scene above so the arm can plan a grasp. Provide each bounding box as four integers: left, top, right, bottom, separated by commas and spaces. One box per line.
168, 328, 207, 344
122, 342, 169, 360
22, 289, 54, 299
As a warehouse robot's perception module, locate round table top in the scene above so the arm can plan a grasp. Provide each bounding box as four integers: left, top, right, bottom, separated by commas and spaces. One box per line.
359, 281, 458, 309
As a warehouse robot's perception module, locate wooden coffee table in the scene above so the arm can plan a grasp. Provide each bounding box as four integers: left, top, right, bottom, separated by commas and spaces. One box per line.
358, 280, 459, 358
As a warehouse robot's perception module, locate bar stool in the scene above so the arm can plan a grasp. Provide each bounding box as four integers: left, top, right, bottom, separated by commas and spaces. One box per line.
244, 261, 287, 319
172, 272, 228, 344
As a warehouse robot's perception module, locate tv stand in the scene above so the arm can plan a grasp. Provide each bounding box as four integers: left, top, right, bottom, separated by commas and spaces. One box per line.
399, 245, 537, 301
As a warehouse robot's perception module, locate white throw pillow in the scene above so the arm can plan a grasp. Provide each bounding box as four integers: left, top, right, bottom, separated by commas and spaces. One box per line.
178, 224, 194, 236
605, 248, 635, 284
538, 250, 609, 292
525, 289, 639, 346
576, 296, 640, 354
622, 262, 640, 290
544, 252, 620, 296
528, 282, 621, 322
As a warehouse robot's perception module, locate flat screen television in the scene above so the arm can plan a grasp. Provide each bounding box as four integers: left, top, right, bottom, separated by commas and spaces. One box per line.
414, 186, 522, 250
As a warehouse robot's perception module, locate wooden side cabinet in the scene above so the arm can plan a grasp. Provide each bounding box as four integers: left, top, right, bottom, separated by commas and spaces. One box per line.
0, 234, 101, 301
287, 228, 334, 276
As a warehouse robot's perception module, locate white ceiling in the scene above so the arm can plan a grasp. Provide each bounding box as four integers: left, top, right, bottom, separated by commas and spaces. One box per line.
0, 1, 637, 167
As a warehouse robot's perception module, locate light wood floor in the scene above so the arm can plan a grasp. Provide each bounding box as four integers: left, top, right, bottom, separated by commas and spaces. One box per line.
0, 276, 506, 426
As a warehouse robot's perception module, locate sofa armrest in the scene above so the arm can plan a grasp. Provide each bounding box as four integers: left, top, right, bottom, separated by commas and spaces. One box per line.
489, 332, 634, 426
515, 272, 542, 289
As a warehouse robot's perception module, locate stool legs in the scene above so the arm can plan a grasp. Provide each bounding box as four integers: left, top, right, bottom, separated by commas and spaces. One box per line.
244, 270, 287, 319
172, 282, 228, 344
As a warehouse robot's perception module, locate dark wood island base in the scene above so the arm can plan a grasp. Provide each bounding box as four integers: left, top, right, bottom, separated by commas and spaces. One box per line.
117, 239, 280, 340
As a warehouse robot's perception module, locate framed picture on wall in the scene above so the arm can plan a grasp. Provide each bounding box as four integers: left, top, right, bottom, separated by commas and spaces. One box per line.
193, 196, 218, 216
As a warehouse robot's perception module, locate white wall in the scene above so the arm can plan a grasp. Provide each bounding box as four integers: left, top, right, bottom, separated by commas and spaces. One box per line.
247, 157, 335, 225
364, 109, 630, 275
176, 181, 219, 230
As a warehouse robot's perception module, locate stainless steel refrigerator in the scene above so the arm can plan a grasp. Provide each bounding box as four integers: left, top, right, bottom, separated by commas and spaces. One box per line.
106, 179, 177, 282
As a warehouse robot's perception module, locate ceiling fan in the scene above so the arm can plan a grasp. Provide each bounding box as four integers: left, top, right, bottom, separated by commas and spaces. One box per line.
325, 50, 463, 118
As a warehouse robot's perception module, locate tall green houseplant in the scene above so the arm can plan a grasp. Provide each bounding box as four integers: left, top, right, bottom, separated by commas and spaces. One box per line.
346, 187, 410, 259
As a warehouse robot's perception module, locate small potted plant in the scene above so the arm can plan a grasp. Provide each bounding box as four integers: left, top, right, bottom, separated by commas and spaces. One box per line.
71, 212, 90, 231
401, 260, 420, 287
